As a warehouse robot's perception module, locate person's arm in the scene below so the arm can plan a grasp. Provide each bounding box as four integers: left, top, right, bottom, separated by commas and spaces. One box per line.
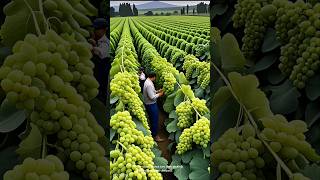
92, 37, 109, 59
146, 85, 161, 100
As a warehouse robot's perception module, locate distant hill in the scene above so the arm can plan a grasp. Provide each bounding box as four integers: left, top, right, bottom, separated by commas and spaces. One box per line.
113, 1, 179, 11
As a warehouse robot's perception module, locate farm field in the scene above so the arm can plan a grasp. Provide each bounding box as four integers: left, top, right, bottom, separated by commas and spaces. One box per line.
110, 16, 211, 180
211, 0, 320, 179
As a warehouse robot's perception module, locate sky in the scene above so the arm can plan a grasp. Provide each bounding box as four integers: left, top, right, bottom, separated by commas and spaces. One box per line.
110, 1, 210, 6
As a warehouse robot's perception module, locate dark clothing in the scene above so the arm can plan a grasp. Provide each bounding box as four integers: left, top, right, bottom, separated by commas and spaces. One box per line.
145, 103, 159, 137
92, 55, 110, 105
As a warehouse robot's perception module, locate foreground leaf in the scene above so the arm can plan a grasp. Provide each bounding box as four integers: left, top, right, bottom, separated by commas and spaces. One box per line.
16, 123, 42, 159
0, 100, 26, 133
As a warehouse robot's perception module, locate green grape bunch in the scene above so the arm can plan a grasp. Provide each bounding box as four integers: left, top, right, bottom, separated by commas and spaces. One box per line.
176, 101, 194, 129
110, 72, 150, 131
211, 125, 266, 180
191, 98, 209, 115
4, 155, 69, 180
177, 117, 210, 154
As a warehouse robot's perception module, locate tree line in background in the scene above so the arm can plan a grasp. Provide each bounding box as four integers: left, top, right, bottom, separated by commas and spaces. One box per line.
110, 3, 138, 17
110, 2, 209, 17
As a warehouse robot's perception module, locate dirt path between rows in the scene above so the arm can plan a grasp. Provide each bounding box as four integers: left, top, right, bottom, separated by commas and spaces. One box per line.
157, 106, 177, 180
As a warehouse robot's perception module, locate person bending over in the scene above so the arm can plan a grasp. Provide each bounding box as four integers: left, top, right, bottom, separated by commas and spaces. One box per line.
143, 72, 164, 142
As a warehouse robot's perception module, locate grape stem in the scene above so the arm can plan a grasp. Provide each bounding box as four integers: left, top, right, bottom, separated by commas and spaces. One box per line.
117, 141, 127, 151
41, 135, 47, 159
211, 62, 293, 178
46, 143, 64, 152
176, 82, 202, 118
38, 0, 48, 31
23, 0, 42, 36
120, 45, 126, 73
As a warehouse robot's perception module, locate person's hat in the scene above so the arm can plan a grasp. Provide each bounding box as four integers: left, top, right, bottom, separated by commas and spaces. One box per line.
93, 18, 108, 29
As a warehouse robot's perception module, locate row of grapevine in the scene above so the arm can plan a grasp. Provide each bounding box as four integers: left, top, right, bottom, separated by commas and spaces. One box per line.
0, 0, 108, 179
110, 19, 125, 55
211, 0, 320, 179
109, 18, 164, 180
128, 17, 211, 180
131, 19, 210, 99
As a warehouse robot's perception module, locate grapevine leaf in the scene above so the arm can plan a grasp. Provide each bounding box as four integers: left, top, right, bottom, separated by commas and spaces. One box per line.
212, 4, 228, 15
269, 80, 300, 114
228, 72, 273, 119
0, 99, 26, 133
163, 92, 176, 113
251, 53, 277, 72
189, 156, 210, 180
261, 28, 281, 53
133, 118, 149, 136
174, 164, 190, 180
89, 98, 107, 129
267, 67, 286, 85
166, 119, 178, 133
169, 110, 178, 119
212, 86, 231, 117
110, 96, 119, 104
221, 33, 246, 71
16, 123, 42, 159
1, 0, 44, 47
305, 101, 320, 128
168, 133, 175, 140
178, 72, 189, 85
211, 27, 221, 66
164, 118, 172, 126
305, 74, 320, 101
152, 147, 162, 157
189, 79, 197, 85
174, 90, 184, 107
195, 87, 204, 98
175, 130, 182, 143
213, 98, 239, 141
167, 142, 174, 151
202, 145, 210, 158
181, 150, 194, 164
0, 146, 20, 177
110, 129, 116, 141
153, 157, 168, 170
301, 164, 320, 180
170, 155, 181, 166
192, 71, 198, 78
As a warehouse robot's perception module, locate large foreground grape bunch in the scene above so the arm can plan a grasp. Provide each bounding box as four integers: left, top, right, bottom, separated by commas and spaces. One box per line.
4, 155, 69, 180
0, 0, 108, 179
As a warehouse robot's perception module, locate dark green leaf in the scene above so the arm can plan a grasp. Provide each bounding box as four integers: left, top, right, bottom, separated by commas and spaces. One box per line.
251, 53, 277, 72
189, 79, 197, 85
90, 98, 107, 129
110, 96, 119, 104
305, 74, 320, 101
261, 28, 281, 53
0, 100, 26, 133
305, 101, 320, 128
192, 71, 198, 78
166, 119, 178, 133
174, 164, 190, 180
163, 92, 176, 113
221, 33, 246, 71
267, 67, 286, 85
168, 133, 175, 140
269, 80, 300, 114
0, 146, 20, 177
189, 156, 210, 180
167, 142, 174, 151
181, 150, 194, 164
170, 155, 181, 166
175, 130, 182, 143
195, 87, 204, 98
174, 90, 184, 106
152, 147, 162, 157
16, 123, 42, 159
110, 129, 116, 141
153, 157, 168, 169
134, 119, 149, 136
301, 164, 320, 180
212, 86, 231, 116
202, 145, 210, 158
0, 46, 11, 64
169, 110, 178, 119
